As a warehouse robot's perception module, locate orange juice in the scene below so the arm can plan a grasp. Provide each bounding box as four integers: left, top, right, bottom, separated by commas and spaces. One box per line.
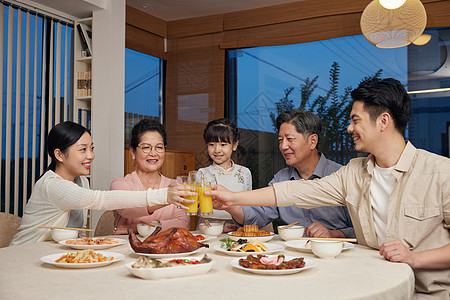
198, 186, 213, 215
184, 184, 198, 214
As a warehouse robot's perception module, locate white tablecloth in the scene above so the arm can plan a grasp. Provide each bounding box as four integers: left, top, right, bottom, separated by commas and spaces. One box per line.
0, 234, 414, 300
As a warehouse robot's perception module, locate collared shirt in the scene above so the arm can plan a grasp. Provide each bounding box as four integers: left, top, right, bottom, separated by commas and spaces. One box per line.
274, 142, 450, 298
242, 153, 355, 238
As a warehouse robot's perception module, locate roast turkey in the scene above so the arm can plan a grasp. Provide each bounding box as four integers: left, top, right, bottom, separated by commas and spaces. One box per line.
128, 226, 209, 254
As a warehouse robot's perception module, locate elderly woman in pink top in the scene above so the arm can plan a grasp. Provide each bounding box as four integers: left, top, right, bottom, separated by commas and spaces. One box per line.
110, 119, 189, 234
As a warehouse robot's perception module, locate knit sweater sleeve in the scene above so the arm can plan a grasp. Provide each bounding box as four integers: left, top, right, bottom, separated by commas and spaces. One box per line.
45, 173, 167, 210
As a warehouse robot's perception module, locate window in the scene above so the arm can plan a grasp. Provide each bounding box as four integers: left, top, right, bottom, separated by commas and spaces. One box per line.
0, 3, 72, 215
124, 48, 163, 146
228, 29, 450, 188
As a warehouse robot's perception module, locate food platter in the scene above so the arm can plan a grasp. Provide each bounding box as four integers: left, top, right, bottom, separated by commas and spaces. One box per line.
128, 247, 204, 259
230, 255, 317, 275
227, 232, 274, 242
213, 243, 284, 256
126, 256, 213, 280
40, 251, 125, 269
285, 240, 355, 252
59, 238, 128, 250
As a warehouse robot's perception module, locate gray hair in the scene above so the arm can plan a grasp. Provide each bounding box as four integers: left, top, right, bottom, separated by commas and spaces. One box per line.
275, 109, 322, 142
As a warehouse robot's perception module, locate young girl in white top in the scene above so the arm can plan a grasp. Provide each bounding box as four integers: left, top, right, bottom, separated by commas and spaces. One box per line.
198, 118, 252, 227
11, 121, 194, 245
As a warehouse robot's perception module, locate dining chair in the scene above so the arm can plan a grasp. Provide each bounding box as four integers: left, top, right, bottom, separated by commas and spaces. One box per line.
94, 210, 115, 236
0, 212, 22, 247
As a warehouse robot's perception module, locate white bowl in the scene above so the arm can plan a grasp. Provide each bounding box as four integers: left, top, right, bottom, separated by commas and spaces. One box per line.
51, 229, 79, 242
310, 240, 343, 259
199, 222, 224, 236
137, 223, 158, 237
278, 225, 305, 241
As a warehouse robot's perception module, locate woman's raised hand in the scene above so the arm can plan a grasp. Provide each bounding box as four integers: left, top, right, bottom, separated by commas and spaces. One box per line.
166, 182, 197, 209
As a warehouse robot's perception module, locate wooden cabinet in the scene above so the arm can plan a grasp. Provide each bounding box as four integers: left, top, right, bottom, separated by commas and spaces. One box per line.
124, 148, 196, 178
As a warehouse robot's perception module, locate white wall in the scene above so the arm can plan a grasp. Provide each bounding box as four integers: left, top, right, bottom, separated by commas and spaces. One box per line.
91, 0, 125, 190
89, 0, 126, 229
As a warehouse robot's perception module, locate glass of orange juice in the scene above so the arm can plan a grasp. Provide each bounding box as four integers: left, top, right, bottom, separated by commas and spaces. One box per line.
176, 175, 198, 215
198, 173, 216, 215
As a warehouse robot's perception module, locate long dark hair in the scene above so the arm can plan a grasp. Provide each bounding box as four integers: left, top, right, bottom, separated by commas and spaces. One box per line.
45, 121, 90, 173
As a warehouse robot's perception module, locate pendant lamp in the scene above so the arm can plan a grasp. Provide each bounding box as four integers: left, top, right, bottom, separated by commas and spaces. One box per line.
360, 0, 427, 48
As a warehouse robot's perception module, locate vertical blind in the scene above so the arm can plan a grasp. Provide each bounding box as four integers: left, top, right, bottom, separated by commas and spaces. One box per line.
0, 2, 73, 216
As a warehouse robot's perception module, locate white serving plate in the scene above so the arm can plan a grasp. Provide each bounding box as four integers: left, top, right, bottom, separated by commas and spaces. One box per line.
59, 238, 128, 250
213, 243, 284, 256
230, 255, 317, 275
126, 256, 213, 280
40, 251, 124, 269
285, 240, 354, 252
227, 232, 274, 242
129, 247, 204, 259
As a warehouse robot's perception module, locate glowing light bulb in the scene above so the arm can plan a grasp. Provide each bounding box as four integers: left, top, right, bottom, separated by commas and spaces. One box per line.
379, 0, 407, 9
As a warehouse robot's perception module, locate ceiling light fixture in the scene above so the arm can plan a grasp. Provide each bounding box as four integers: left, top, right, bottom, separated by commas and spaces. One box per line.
408, 87, 450, 95
360, 0, 427, 48
379, 0, 407, 9
412, 33, 432, 46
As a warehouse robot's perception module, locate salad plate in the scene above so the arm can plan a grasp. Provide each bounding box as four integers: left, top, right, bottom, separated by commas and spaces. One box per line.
227, 232, 274, 242
126, 256, 213, 280
230, 255, 317, 275
40, 251, 125, 269
285, 240, 354, 252
59, 238, 128, 250
128, 247, 204, 259
214, 243, 284, 256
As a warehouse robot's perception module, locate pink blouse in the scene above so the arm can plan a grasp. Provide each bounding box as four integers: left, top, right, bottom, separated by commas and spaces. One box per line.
110, 171, 189, 233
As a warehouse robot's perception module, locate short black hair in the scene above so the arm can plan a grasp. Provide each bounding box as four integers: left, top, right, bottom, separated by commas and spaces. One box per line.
130, 119, 167, 149
275, 109, 322, 144
351, 78, 411, 135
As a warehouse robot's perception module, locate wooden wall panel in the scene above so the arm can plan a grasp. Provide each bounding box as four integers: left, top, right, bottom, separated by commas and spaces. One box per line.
168, 15, 224, 39
126, 6, 166, 37
221, 13, 362, 49
222, 0, 366, 31
423, 1, 450, 28
126, 24, 167, 59
165, 33, 225, 169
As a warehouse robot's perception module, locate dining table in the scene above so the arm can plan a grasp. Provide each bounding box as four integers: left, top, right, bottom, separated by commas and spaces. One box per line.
0, 232, 415, 300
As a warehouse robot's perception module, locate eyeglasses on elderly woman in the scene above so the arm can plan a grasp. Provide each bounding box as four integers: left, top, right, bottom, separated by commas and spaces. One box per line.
137, 143, 165, 154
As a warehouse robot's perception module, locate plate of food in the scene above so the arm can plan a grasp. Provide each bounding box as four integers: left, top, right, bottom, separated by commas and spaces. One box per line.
285, 240, 355, 252
129, 247, 204, 259
193, 234, 214, 243
228, 225, 274, 242
214, 238, 284, 256
40, 250, 125, 269
126, 255, 213, 280
230, 254, 317, 275
59, 237, 128, 250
